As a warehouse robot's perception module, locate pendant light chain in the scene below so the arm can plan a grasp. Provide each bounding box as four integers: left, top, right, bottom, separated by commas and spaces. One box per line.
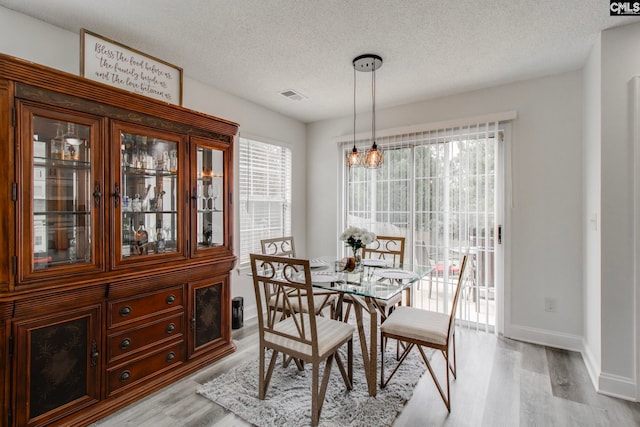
354, 65, 357, 146
371, 63, 376, 144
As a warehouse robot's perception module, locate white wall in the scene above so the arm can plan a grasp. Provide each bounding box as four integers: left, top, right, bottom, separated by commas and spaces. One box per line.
599, 22, 640, 399
0, 6, 307, 318
307, 71, 584, 347
0, 7, 78, 74
582, 35, 602, 390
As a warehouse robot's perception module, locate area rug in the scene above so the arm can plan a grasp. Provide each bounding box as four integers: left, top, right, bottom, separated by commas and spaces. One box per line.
197, 324, 430, 427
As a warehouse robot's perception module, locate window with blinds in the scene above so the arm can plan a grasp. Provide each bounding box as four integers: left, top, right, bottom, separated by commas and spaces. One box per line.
341, 121, 502, 329
239, 138, 292, 265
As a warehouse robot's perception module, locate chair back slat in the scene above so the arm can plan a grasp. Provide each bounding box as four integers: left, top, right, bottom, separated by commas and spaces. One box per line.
362, 236, 405, 268
251, 254, 318, 353
260, 236, 296, 257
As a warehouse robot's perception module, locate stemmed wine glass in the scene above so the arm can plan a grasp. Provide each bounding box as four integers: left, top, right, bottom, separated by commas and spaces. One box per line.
197, 183, 204, 211
210, 182, 220, 211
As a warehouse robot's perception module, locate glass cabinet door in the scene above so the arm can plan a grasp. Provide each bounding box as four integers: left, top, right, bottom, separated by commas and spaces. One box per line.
19, 103, 104, 281
191, 137, 230, 257
113, 122, 186, 265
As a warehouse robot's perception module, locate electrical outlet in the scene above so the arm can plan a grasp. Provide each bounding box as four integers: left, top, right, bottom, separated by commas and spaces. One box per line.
544, 297, 556, 313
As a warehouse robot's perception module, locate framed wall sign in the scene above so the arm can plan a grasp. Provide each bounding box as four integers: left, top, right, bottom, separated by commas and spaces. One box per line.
81, 29, 183, 105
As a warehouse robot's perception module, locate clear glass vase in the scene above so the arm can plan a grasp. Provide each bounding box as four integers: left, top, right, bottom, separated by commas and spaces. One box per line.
351, 247, 363, 272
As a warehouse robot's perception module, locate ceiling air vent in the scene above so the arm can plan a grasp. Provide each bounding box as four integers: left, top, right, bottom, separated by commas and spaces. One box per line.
279, 89, 306, 101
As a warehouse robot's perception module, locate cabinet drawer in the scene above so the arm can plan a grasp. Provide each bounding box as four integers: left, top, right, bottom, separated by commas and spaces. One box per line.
107, 341, 184, 396
109, 286, 183, 328
107, 312, 184, 363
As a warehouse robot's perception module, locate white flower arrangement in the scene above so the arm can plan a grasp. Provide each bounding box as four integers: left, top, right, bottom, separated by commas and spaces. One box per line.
339, 226, 376, 256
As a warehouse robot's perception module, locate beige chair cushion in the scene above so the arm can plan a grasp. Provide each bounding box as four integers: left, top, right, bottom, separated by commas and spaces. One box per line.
265, 314, 354, 358
380, 306, 449, 346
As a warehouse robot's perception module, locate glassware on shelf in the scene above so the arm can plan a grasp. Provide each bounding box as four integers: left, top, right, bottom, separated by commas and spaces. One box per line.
204, 184, 211, 211
68, 232, 77, 262
197, 183, 205, 211
50, 124, 64, 159
63, 123, 85, 147
203, 226, 212, 246
169, 149, 178, 172
122, 195, 130, 212
67, 144, 80, 161
156, 226, 166, 253
141, 185, 153, 211
132, 194, 142, 212
162, 151, 170, 171
122, 221, 132, 257
134, 222, 148, 255
210, 183, 220, 211
152, 189, 165, 212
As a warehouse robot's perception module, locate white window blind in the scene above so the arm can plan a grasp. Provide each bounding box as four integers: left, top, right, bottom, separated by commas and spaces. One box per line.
239, 138, 292, 265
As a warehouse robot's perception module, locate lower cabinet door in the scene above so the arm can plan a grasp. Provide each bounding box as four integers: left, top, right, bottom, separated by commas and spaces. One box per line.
188, 276, 230, 359
13, 305, 101, 427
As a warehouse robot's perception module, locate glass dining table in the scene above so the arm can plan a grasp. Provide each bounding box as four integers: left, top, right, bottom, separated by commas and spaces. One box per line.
308, 258, 433, 396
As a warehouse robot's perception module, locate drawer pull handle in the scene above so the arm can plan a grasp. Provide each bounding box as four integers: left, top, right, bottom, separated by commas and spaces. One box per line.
166, 323, 176, 333
166, 295, 176, 305
119, 370, 131, 382
166, 352, 176, 362
119, 306, 132, 317
120, 338, 132, 349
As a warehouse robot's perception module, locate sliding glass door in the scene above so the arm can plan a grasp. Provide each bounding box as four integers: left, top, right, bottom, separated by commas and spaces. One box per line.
342, 121, 504, 330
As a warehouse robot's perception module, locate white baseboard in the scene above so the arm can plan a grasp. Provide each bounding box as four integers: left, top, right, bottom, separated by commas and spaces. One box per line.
598, 372, 637, 401
507, 324, 583, 352
581, 339, 637, 401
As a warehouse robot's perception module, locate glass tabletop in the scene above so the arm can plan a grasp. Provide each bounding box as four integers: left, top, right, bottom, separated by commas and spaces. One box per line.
308, 257, 433, 300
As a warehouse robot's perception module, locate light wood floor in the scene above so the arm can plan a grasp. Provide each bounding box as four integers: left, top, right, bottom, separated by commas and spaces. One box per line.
94, 316, 640, 427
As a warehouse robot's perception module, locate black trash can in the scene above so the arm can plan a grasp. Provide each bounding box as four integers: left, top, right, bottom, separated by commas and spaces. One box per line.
232, 296, 243, 329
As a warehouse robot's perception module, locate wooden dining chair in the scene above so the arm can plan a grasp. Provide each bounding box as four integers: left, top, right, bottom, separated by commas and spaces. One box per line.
343, 236, 406, 322
250, 254, 355, 427
363, 235, 408, 310
259, 236, 337, 320
361, 235, 405, 268
380, 255, 468, 412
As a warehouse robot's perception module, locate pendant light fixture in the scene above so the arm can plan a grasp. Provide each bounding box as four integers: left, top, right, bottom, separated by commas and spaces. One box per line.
347, 54, 384, 169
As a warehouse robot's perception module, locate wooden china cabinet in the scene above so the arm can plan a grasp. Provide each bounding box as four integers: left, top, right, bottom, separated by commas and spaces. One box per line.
0, 54, 237, 426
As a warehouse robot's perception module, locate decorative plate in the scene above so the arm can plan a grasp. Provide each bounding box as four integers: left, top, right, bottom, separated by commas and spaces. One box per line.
374, 269, 419, 280
362, 259, 389, 267
309, 258, 329, 268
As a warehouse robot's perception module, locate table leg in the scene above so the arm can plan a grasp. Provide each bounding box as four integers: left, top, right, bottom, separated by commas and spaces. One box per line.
352, 295, 378, 396
404, 285, 412, 307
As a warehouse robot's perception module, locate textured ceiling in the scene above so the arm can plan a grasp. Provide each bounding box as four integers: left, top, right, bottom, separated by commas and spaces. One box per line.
1, 0, 639, 123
